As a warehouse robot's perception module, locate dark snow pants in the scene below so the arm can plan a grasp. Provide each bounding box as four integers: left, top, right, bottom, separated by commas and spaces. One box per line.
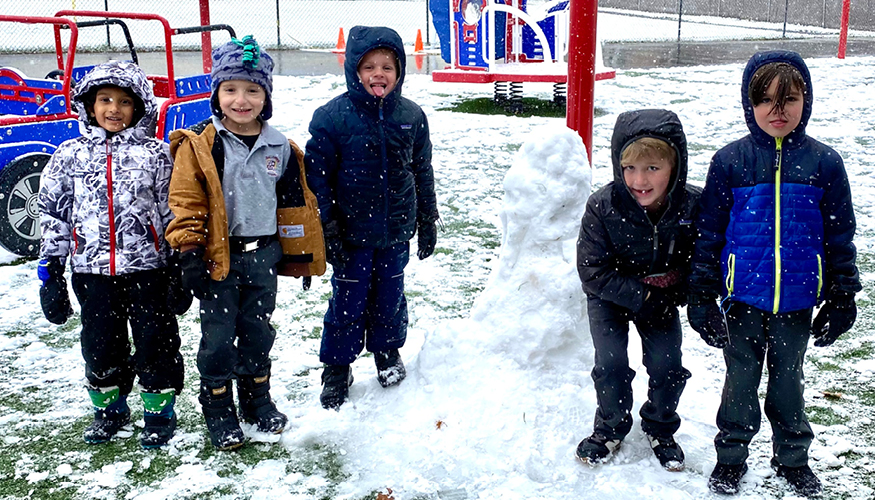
72, 268, 183, 394
587, 296, 691, 440
197, 240, 282, 389
715, 301, 814, 468
320, 241, 409, 365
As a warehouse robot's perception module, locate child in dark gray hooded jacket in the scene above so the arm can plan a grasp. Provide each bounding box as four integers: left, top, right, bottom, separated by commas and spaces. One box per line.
576, 108, 700, 471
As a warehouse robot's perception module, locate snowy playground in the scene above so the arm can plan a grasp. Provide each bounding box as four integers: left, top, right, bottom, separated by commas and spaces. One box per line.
1, 3, 875, 500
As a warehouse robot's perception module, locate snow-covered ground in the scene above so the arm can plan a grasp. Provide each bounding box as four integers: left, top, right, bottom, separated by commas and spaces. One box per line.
2, 51, 874, 499
2, 2, 875, 500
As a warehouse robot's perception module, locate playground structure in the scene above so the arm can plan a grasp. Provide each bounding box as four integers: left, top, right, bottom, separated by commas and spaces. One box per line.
429, 0, 614, 104
0, 12, 233, 257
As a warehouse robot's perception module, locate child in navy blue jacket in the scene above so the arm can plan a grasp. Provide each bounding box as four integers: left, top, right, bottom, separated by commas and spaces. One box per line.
305, 26, 439, 410
688, 50, 861, 497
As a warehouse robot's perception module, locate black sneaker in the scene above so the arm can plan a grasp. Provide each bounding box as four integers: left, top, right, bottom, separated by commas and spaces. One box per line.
648, 435, 685, 471
575, 433, 621, 465
320, 364, 354, 410
708, 462, 748, 495
776, 464, 822, 497
374, 350, 406, 388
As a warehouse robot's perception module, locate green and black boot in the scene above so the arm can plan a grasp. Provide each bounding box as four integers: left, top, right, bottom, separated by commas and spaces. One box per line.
83, 385, 131, 444
238, 375, 288, 434
140, 388, 177, 449
199, 380, 244, 451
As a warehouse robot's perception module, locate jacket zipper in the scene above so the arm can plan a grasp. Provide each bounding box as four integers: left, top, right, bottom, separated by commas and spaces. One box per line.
379, 98, 389, 247
106, 139, 117, 275
772, 136, 783, 314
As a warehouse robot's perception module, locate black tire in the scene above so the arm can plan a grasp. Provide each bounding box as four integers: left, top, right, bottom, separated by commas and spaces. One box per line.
0, 154, 49, 258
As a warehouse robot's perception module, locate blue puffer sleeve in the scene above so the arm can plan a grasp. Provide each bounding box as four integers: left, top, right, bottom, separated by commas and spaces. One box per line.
689, 152, 733, 298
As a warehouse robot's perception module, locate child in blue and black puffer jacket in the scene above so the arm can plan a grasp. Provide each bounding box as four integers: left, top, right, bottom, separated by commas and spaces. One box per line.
305, 26, 439, 410
688, 50, 861, 497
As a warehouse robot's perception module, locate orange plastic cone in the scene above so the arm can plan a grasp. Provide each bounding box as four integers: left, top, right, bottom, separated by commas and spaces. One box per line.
331, 27, 346, 54
414, 29, 425, 54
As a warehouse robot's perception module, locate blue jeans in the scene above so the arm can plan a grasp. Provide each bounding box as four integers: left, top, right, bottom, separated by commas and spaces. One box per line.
320, 241, 409, 365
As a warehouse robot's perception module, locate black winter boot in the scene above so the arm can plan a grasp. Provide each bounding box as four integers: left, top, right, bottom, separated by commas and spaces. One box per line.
374, 349, 406, 388
199, 381, 244, 451
647, 435, 685, 471
238, 375, 288, 434
320, 364, 353, 410
575, 432, 622, 466
708, 462, 748, 494
775, 464, 822, 497
140, 388, 177, 448
84, 386, 131, 444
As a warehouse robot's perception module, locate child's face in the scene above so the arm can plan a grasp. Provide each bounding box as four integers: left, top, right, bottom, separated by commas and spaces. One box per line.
357, 50, 397, 98
622, 155, 674, 211
217, 79, 266, 132
753, 77, 803, 138
90, 86, 136, 132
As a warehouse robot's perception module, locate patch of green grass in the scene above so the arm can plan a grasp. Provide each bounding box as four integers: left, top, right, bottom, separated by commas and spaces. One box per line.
858, 388, 875, 406
0, 256, 32, 267
434, 247, 453, 255
835, 342, 874, 362
4, 388, 53, 414
813, 360, 841, 371
304, 326, 323, 341
437, 97, 568, 118
806, 405, 845, 426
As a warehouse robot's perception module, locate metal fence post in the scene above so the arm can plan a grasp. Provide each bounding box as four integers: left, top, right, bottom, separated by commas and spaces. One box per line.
105, 0, 111, 49
782, 0, 789, 37
677, 0, 683, 43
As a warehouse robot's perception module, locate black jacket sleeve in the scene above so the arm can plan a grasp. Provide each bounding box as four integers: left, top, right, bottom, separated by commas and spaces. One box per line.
412, 109, 438, 224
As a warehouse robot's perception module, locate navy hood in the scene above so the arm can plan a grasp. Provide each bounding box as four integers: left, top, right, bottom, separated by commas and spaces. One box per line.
344, 26, 406, 112
741, 50, 813, 147
610, 108, 688, 211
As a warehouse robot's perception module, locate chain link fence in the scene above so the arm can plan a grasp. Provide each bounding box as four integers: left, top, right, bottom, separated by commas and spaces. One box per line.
0, 0, 871, 54
0, 0, 433, 52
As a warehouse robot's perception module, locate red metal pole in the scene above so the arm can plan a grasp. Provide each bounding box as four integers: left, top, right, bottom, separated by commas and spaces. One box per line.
200, 0, 212, 73
837, 0, 851, 59
566, 0, 598, 164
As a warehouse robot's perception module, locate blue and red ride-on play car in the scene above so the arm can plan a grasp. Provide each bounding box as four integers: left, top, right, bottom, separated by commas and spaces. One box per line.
0, 11, 234, 257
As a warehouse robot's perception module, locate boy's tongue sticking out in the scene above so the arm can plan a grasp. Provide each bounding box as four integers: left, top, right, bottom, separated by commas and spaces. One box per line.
372, 83, 385, 97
